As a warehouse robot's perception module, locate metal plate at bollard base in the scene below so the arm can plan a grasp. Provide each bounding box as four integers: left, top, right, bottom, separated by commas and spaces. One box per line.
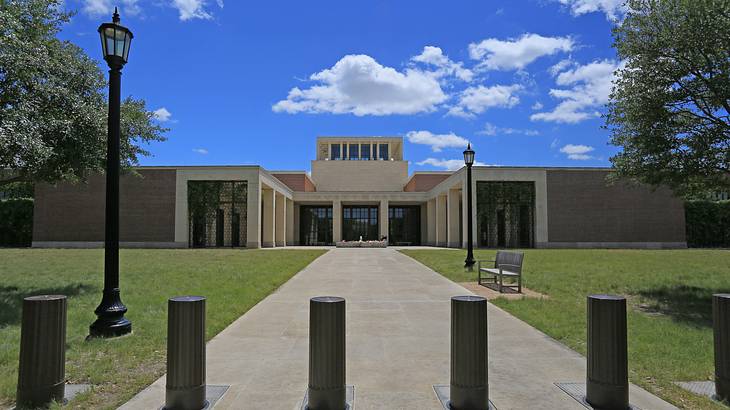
300, 385, 355, 410
11, 384, 90, 410
159, 385, 229, 410
432, 385, 496, 410
555, 383, 641, 410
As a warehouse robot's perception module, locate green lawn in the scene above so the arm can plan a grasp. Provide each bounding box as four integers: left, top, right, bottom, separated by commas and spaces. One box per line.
400, 248, 730, 410
0, 248, 325, 409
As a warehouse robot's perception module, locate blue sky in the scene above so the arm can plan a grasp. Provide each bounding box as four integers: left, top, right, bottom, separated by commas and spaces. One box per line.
60, 0, 627, 172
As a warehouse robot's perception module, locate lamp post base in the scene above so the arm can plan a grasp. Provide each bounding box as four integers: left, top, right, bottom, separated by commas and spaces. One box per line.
89, 288, 132, 338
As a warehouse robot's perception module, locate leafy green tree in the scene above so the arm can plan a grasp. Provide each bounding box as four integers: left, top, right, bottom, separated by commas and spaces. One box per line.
607, 0, 730, 197
0, 0, 167, 186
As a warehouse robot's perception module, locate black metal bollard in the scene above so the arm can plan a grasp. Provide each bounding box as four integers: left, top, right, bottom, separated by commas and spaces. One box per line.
165, 296, 207, 410
450, 295, 489, 410
586, 295, 629, 409
308, 296, 346, 410
714, 294, 730, 401
16, 295, 67, 409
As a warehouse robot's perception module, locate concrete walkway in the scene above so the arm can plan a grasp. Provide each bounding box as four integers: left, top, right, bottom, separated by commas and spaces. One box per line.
120, 249, 676, 410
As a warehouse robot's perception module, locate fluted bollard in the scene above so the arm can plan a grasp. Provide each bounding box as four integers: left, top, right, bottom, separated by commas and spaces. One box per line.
586, 295, 629, 409
450, 295, 489, 410
165, 296, 207, 410
308, 296, 346, 410
16, 295, 67, 409
714, 294, 730, 401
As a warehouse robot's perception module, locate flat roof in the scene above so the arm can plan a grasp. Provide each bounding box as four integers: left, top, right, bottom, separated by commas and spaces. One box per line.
132, 165, 614, 171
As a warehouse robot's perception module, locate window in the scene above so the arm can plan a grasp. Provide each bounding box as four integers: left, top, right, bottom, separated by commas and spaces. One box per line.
331, 144, 341, 160
300, 206, 333, 245
388, 206, 421, 245
342, 206, 379, 241
361, 144, 371, 160
349, 143, 359, 160
476, 181, 535, 248
379, 143, 389, 160
188, 181, 247, 248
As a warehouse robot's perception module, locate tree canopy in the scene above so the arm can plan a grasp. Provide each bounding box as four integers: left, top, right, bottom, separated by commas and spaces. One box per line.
0, 0, 167, 186
607, 0, 730, 197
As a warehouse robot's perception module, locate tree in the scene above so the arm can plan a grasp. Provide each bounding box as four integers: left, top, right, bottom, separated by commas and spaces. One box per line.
607, 0, 730, 197
0, 0, 167, 186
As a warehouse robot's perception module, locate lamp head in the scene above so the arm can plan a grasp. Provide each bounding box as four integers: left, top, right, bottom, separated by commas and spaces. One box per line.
98, 7, 133, 68
463, 143, 475, 167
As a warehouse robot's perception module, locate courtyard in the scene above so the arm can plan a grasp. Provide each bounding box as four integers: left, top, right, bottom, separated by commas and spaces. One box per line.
1, 247, 727, 409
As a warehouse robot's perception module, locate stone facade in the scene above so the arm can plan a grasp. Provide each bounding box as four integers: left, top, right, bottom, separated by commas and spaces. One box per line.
31, 137, 688, 249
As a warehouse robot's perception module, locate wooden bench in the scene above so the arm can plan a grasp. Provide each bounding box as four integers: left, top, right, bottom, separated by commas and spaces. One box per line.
477, 250, 524, 293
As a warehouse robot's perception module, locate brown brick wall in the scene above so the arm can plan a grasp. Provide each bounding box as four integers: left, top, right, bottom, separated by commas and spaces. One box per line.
271, 173, 316, 192
546, 170, 686, 243
404, 174, 451, 192
33, 169, 177, 242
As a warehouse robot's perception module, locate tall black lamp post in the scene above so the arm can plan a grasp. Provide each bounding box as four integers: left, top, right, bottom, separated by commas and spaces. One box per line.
90, 8, 134, 338
463, 143, 476, 270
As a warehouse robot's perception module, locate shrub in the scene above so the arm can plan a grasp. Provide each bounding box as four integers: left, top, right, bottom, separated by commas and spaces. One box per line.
685, 200, 730, 248
0, 198, 33, 247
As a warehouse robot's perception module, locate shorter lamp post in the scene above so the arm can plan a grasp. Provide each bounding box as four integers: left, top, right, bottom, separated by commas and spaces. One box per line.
89, 8, 134, 338
464, 143, 476, 269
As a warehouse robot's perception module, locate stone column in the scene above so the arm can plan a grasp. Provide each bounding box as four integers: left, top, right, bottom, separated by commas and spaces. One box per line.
246, 181, 261, 248
286, 198, 295, 245
332, 199, 342, 243
462, 175, 476, 248
380, 199, 389, 241
437, 195, 448, 247
275, 192, 286, 247
426, 199, 436, 246
261, 188, 275, 248
447, 189, 461, 248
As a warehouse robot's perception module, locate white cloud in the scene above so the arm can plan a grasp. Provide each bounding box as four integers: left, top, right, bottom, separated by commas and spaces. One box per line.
152, 107, 172, 122
172, 0, 213, 20
406, 131, 468, 152
192, 148, 208, 155
411, 46, 473, 82
468, 33, 574, 71
548, 59, 575, 76
81, 0, 111, 17
560, 144, 594, 160
531, 101, 544, 110
479, 122, 539, 136
81, 0, 220, 19
417, 158, 487, 171
447, 84, 522, 118
273, 54, 447, 116
531, 59, 623, 123
481, 122, 498, 136
555, 0, 628, 20
79, 0, 142, 17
